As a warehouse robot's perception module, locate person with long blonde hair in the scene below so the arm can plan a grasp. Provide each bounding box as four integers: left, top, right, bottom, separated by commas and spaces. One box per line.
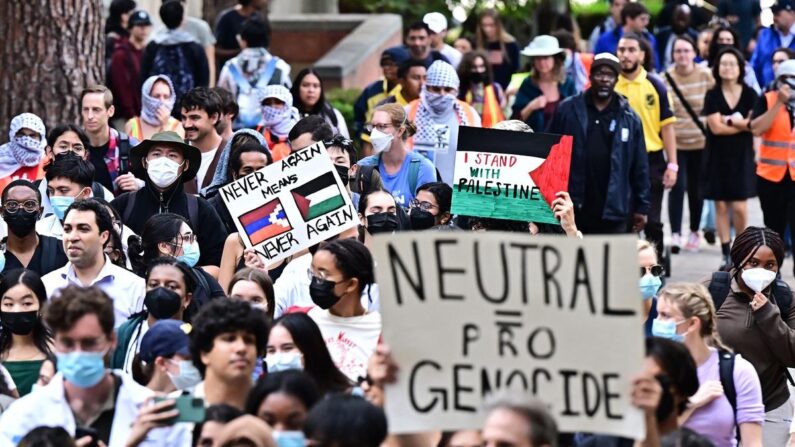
654, 282, 763, 447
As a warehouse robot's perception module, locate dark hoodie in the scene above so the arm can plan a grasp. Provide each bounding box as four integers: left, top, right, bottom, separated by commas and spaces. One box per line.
110, 179, 228, 266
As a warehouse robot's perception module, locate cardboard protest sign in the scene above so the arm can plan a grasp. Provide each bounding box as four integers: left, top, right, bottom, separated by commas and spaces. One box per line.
452, 127, 572, 225
372, 232, 645, 439
220, 142, 358, 263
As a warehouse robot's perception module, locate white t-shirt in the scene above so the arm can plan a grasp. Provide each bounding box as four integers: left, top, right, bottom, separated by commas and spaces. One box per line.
307, 307, 381, 382
195, 149, 218, 190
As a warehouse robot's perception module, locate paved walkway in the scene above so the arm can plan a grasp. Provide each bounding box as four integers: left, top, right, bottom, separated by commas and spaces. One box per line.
665, 196, 795, 284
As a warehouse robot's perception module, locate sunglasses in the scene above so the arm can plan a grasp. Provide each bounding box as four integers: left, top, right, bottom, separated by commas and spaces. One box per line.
640, 264, 665, 277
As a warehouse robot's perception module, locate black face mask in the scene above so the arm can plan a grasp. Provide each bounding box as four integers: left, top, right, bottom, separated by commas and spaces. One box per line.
334, 164, 350, 187
470, 71, 487, 83
144, 287, 183, 320
409, 208, 435, 230
3, 210, 39, 237
0, 310, 38, 335
309, 276, 340, 310
366, 212, 399, 235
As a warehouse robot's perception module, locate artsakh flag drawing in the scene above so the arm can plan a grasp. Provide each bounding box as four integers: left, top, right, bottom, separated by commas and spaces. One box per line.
239, 199, 292, 245
291, 172, 346, 221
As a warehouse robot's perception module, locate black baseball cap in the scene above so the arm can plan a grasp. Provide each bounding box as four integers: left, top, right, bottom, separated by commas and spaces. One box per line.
772, 0, 795, 14
128, 10, 152, 27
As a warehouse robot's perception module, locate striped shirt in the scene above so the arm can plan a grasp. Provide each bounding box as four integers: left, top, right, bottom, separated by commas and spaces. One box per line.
663, 65, 715, 150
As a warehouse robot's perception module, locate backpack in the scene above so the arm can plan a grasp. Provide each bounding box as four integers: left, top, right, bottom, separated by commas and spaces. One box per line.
228, 57, 281, 128
717, 350, 741, 442
151, 43, 196, 101
356, 153, 422, 197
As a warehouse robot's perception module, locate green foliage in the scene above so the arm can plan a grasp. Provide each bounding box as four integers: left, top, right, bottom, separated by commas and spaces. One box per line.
327, 88, 362, 136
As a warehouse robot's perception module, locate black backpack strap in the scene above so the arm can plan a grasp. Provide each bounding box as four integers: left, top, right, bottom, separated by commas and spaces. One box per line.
718, 350, 740, 441
117, 132, 131, 175
186, 194, 199, 231
122, 191, 138, 224
708, 271, 732, 312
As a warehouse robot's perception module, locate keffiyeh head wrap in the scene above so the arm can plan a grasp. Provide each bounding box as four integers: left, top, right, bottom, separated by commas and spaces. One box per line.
426, 60, 460, 90
256, 85, 299, 138
140, 75, 176, 126
0, 113, 46, 177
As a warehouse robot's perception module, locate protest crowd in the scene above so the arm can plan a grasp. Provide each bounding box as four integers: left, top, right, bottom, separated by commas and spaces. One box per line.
7, 0, 795, 446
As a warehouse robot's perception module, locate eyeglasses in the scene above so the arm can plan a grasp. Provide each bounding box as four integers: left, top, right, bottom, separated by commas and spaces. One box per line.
307, 268, 334, 282
55, 144, 86, 155
365, 123, 393, 133
3, 200, 40, 214
169, 233, 196, 247
409, 198, 437, 211
640, 264, 665, 277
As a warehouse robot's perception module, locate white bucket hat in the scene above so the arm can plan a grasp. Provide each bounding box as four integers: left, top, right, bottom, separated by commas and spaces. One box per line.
521, 35, 564, 57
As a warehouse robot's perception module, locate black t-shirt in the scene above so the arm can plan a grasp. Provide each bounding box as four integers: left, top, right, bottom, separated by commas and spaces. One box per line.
2, 235, 68, 276
582, 94, 620, 219
752, 92, 795, 128
215, 8, 262, 50
89, 141, 114, 191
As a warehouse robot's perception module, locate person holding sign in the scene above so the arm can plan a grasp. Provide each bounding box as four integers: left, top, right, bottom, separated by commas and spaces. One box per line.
111, 131, 228, 267
707, 226, 795, 445
653, 283, 764, 447
305, 238, 380, 382
357, 104, 436, 207
547, 53, 650, 235
405, 60, 481, 186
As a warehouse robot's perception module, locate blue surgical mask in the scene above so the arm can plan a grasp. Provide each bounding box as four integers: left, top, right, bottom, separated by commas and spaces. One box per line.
56, 350, 107, 388
266, 351, 304, 373
167, 359, 203, 390
50, 195, 75, 221
178, 241, 200, 268
639, 274, 662, 300
651, 319, 685, 342
273, 431, 306, 447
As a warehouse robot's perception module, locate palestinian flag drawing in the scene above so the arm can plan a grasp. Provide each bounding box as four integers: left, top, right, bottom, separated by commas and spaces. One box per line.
291, 172, 346, 222
239, 199, 292, 245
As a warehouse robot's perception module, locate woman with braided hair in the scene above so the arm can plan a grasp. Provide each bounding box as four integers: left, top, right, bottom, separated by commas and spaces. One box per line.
705, 226, 794, 445
654, 282, 763, 447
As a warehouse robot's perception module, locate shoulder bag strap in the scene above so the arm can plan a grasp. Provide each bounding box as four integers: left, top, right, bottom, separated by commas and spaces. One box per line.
664, 71, 707, 137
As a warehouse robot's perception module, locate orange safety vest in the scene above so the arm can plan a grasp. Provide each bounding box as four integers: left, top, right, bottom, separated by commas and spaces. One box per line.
127, 117, 181, 140
465, 85, 505, 128
757, 91, 795, 182
579, 53, 594, 90
256, 126, 291, 161
405, 99, 479, 150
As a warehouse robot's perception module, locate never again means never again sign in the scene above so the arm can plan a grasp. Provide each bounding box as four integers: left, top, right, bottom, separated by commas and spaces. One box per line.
372, 232, 645, 439
452, 127, 572, 225
220, 142, 358, 263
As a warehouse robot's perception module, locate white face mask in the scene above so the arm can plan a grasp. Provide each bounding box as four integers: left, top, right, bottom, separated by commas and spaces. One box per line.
370, 128, 394, 153
741, 268, 777, 293
265, 351, 304, 373
167, 359, 203, 390
147, 157, 183, 189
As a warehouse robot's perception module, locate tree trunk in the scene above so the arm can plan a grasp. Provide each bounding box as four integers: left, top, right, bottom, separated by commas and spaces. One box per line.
203, 0, 237, 27
0, 0, 104, 139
